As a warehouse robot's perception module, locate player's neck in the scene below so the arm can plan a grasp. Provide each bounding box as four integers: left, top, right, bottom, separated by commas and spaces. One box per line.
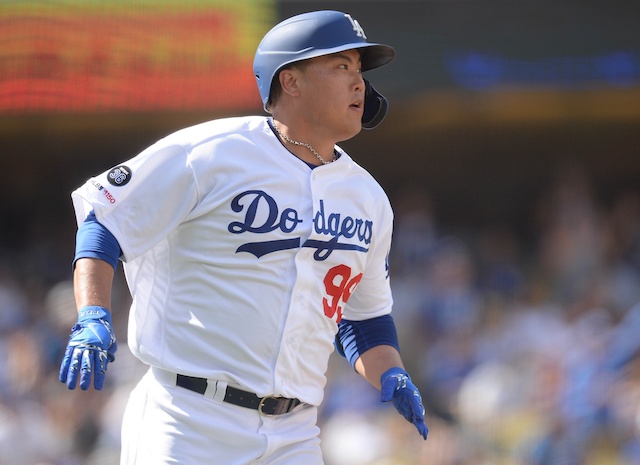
270, 118, 336, 166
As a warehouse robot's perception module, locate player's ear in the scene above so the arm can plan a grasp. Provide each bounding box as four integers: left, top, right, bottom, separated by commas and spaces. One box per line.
278, 68, 301, 99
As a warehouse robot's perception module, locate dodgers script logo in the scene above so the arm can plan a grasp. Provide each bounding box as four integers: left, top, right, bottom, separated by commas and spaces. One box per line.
228, 190, 372, 260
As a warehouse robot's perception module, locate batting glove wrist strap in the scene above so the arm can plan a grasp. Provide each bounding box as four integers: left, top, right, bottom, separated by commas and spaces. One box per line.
59, 305, 118, 391
380, 367, 429, 440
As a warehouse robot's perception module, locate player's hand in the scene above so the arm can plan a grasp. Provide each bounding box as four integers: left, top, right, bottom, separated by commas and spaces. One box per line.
380, 367, 428, 440
59, 306, 117, 391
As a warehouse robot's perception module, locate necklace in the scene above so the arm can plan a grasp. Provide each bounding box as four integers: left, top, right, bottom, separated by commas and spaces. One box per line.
271, 119, 336, 166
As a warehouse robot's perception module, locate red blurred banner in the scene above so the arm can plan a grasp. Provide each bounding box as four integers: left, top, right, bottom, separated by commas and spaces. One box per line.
0, 3, 272, 113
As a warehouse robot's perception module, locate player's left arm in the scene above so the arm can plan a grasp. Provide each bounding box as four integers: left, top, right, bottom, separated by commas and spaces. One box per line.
337, 317, 428, 440
353, 343, 403, 389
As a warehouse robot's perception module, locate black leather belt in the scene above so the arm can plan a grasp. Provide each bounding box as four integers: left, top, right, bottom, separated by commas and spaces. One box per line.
176, 374, 302, 416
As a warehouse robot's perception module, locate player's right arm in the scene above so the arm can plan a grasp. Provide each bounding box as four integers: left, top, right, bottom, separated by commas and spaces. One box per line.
59, 212, 120, 391
74, 257, 115, 310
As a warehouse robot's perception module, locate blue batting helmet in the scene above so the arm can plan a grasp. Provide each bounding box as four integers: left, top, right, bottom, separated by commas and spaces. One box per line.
253, 10, 396, 128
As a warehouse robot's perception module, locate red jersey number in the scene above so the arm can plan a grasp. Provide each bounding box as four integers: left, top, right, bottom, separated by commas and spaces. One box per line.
322, 264, 363, 323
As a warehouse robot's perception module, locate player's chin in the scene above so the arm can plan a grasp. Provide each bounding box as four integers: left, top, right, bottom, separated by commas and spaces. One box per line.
338, 125, 362, 142
341, 113, 363, 139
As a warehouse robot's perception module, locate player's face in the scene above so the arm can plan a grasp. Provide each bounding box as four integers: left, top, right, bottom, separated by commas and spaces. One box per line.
297, 49, 365, 141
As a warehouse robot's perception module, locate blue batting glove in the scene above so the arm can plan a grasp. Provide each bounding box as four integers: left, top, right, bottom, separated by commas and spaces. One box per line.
380, 367, 428, 440
59, 306, 117, 391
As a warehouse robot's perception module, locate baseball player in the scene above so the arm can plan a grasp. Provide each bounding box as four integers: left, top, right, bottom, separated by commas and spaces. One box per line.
59, 10, 428, 465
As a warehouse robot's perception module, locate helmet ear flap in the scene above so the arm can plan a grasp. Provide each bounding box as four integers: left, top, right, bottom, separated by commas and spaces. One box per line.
362, 79, 389, 129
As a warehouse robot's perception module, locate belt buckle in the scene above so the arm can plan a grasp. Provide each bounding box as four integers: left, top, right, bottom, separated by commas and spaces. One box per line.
258, 395, 280, 416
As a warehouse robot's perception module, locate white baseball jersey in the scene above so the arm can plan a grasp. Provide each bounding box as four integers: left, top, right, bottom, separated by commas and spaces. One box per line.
71, 116, 394, 406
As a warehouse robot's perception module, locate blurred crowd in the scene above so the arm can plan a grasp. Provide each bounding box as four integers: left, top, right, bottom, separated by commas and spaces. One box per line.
2, 164, 640, 465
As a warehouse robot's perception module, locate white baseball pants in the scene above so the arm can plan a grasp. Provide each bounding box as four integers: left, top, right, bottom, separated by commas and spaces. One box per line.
120, 367, 324, 465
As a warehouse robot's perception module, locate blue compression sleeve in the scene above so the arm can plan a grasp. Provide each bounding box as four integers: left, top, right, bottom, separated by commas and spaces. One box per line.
336, 314, 400, 368
74, 211, 122, 271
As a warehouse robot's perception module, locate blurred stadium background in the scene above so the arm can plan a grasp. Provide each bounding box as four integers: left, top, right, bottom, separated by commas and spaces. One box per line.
1, 1, 640, 464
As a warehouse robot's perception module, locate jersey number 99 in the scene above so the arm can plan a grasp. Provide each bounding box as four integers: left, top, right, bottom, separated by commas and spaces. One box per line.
323, 264, 363, 323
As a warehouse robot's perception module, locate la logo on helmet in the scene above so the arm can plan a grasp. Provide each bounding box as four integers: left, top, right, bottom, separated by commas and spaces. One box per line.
344, 14, 366, 39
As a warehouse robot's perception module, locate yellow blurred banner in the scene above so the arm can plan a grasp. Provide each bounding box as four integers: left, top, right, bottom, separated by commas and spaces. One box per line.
0, 1, 275, 113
